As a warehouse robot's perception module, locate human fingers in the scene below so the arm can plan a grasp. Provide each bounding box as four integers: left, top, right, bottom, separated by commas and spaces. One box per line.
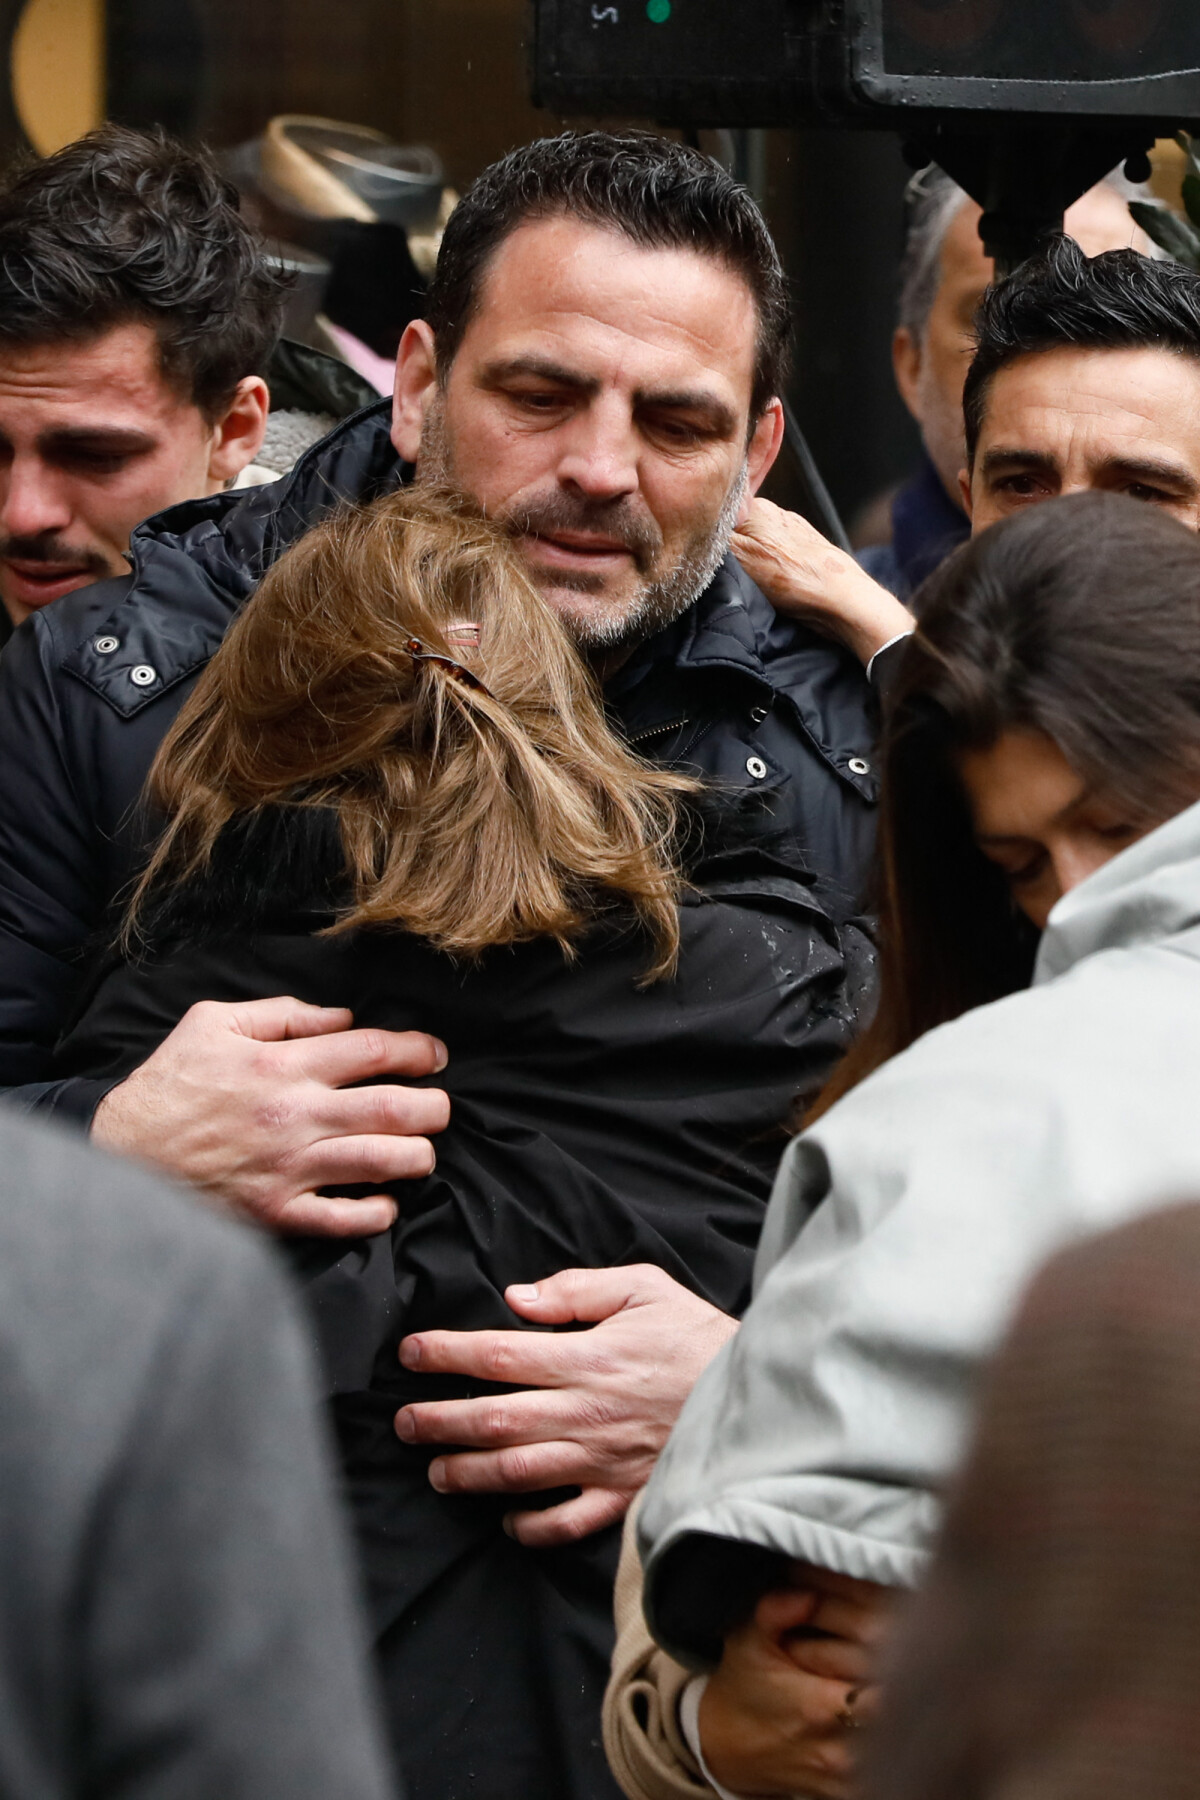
398, 1324, 588, 1386
395, 1385, 576, 1450
802, 1587, 894, 1653
290, 1026, 449, 1087
701, 1650, 857, 1799
267, 1190, 399, 1237
502, 1262, 674, 1325
292, 1131, 439, 1189
733, 496, 828, 553
308, 1080, 451, 1140
753, 1587, 822, 1641
780, 1632, 875, 1687
786, 1564, 895, 1642
425, 1438, 592, 1497
504, 1484, 632, 1547
223, 996, 356, 1041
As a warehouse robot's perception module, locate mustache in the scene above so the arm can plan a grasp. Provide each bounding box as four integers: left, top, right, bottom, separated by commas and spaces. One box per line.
0, 533, 111, 575
498, 494, 663, 573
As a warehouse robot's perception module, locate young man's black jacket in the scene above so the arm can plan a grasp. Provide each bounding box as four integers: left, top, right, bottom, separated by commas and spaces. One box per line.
0, 399, 884, 1120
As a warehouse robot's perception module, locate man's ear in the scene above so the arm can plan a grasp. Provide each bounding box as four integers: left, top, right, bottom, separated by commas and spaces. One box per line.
206, 376, 270, 485
740, 398, 786, 523
958, 466, 974, 520
392, 320, 440, 463
892, 326, 923, 423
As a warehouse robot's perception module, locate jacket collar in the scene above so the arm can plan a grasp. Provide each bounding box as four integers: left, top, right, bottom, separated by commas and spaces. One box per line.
62, 402, 400, 717
608, 557, 776, 708
1036, 796, 1200, 984
63, 401, 859, 755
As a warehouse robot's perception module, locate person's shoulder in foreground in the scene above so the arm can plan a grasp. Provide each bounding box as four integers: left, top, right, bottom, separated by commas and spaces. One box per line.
0, 1103, 398, 1800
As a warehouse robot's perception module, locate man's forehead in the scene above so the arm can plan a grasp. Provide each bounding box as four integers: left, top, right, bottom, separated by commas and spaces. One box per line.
981, 346, 1200, 456
457, 216, 758, 397
0, 321, 179, 411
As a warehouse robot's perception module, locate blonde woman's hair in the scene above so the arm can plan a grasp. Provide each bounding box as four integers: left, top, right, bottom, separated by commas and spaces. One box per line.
129, 485, 695, 978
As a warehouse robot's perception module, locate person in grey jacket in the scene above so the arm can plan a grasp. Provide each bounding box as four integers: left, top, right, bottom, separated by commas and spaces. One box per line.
0, 1104, 398, 1800
615, 491, 1200, 1800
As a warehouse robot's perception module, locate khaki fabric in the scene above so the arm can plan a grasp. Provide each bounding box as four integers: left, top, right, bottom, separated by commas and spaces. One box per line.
605, 1500, 716, 1800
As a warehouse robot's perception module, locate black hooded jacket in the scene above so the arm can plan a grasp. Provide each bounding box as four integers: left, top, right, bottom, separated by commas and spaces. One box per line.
0, 401, 883, 1122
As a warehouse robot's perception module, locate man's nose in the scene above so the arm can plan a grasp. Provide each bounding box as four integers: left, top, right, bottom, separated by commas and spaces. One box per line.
0, 457, 72, 541
554, 398, 639, 502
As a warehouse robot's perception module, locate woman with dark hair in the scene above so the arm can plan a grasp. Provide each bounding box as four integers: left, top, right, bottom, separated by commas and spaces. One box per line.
49, 484, 868, 1800
614, 489, 1200, 1800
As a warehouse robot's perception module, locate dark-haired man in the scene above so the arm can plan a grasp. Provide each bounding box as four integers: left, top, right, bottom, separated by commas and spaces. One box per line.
0, 125, 286, 636
859, 166, 1154, 598
0, 132, 889, 1798
737, 235, 1200, 654
961, 236, 1200, 531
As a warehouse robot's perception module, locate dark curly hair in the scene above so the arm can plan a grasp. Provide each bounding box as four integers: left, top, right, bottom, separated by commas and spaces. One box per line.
963, 235, 1200, 466
0, 124, 287, 420
425, 131, 790, 422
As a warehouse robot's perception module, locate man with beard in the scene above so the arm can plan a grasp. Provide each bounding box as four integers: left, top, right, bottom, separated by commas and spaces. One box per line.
0, 135, 893, 1663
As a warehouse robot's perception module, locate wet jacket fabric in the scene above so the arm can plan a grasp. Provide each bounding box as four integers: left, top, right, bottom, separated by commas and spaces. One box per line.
0, 401, 882, 1125
49, 801, 874, 1800
637, 797, 1200, 1665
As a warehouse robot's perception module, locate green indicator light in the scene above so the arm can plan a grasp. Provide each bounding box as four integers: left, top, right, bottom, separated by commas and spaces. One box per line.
646, 0, 671, 19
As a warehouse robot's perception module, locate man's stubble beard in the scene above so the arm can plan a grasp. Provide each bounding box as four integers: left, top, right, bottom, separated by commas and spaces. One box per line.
417, 396, 749, 657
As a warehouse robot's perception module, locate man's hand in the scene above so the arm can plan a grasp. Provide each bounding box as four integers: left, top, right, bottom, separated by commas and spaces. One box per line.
733, 497, 914, 667
698, 1570, 894, 1799
394, 1264, 738, 1547
91, 996, 450, 1235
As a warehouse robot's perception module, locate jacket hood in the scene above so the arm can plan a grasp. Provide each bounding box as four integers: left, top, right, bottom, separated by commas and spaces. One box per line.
1036, 796, 1200, 984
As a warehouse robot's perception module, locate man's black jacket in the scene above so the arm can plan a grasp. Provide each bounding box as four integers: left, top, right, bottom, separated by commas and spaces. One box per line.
0, 400, 883, 1121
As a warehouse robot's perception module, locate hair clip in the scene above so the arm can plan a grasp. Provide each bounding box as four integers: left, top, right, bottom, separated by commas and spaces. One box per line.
403, 636, 491, 695
445, 621, 482, 649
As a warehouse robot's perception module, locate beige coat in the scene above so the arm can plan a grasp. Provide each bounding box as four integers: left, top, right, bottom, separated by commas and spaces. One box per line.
604, 1500, 716, 1800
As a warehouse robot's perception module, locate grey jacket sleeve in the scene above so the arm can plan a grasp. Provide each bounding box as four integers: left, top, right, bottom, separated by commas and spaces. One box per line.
77, 1230, 399, 1800
638, 941, 1200, 1664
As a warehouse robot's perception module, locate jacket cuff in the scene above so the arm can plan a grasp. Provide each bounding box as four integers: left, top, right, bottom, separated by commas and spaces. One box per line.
864, 629, 913, 693
678, 1678, 755, 1800
14, 1076, 123, 1131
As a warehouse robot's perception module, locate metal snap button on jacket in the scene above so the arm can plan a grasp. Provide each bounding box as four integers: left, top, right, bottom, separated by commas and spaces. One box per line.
748, 705, 769, 725
129, 665, 158, 688
94, 636, 120, 655
746, 755, 768, 780
848, 756, 871, 776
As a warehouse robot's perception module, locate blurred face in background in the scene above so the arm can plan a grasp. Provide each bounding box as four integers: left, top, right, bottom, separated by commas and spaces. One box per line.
391, 215, 784, 662
0, 320, 267, 627
893, 182, 1154, 509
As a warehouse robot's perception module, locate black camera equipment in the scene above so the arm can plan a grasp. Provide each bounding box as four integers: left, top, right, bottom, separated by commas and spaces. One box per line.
533, 0, 1200, 272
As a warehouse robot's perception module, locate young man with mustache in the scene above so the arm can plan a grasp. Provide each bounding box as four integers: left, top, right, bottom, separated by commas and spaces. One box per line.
0, 125, 280, 639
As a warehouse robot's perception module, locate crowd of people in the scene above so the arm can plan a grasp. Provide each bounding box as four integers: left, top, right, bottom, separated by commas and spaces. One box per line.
0, 118, 1197, 1800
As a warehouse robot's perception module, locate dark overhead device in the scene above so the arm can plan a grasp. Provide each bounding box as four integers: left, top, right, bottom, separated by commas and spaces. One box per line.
533, 0, 1200, 133
532, 0, 1200, 269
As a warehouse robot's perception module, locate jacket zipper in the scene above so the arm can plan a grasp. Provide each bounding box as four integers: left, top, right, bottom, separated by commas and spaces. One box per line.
628, 716, 694, 746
